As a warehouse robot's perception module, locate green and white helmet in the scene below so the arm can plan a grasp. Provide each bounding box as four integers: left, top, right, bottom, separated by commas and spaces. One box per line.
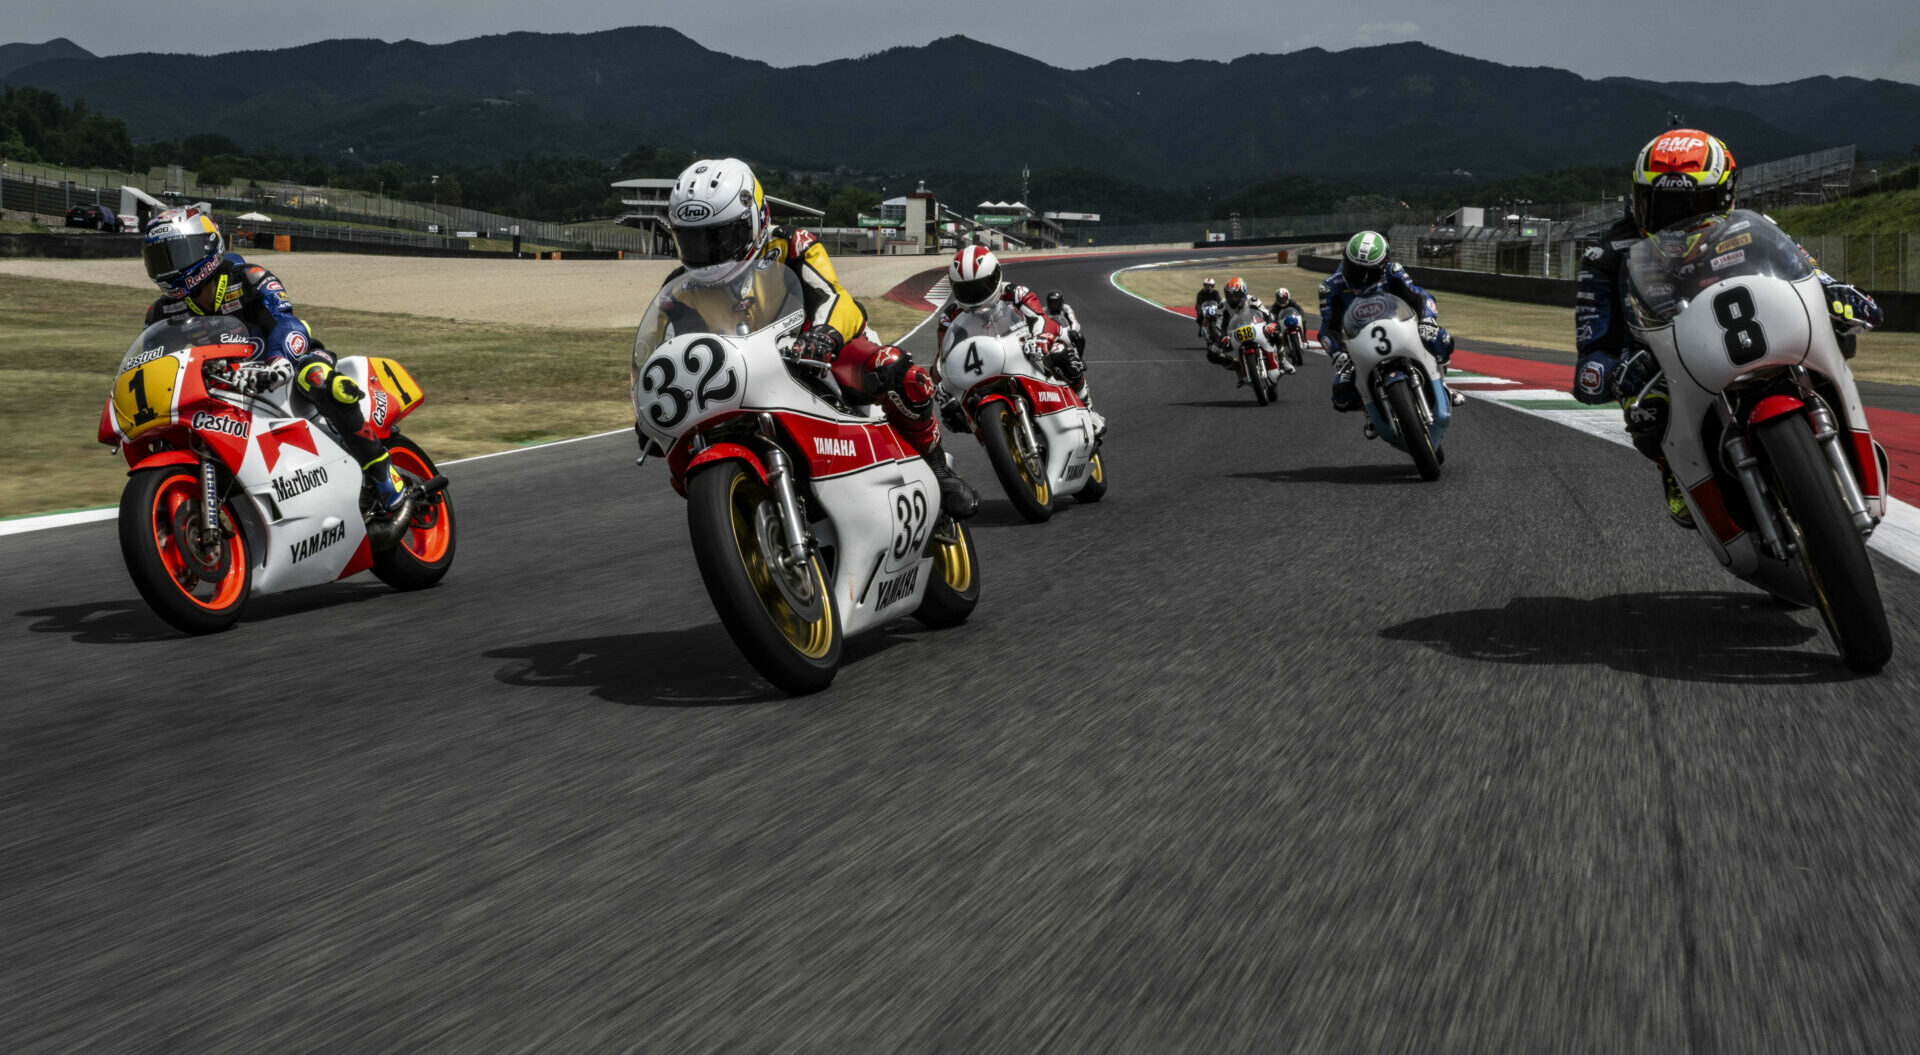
1342, 230, 1390, 288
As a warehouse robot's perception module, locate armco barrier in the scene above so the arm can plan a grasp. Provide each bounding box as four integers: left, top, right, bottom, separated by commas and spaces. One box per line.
1300, 255, 1919, 332
1195, 232, 1352, 250
0, 233, 142, 259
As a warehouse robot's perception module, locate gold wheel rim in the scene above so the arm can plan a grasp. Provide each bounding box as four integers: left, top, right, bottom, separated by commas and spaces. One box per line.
1003, 412, 1049, 505
1089, 453, 1104, 484
726, 473, 834, 659
933, 522, 973, 593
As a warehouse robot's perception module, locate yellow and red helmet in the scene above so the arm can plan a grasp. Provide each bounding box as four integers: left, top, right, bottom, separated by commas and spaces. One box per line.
1631, 129, 1737, 235
1224, 276, 1248, 309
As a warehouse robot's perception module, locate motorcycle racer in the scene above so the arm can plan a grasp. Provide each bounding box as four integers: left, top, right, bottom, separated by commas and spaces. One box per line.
1210, 276, 1295, 378
1043, 289, 1084, 354
1569, 129, 1882, 528
936, 248, 1104, 433
1318, 232, 1454, 412
662, 158, 978, 518
140, 205, 408, 515
1194, 277, 1223, 339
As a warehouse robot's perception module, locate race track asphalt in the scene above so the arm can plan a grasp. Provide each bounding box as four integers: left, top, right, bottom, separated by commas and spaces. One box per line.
5, 248, 1920, 1053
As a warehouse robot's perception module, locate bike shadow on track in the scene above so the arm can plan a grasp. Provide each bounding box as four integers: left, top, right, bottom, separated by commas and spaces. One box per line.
1380, 590, 1855, 684
17, 582, 394, 645
1168, 399, 1284, 410
1231, 464, 1425, 486
483, 623, 917, 707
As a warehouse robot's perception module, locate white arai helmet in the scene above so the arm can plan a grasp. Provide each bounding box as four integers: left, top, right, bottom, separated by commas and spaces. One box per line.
667, 158, 771, 284
949, 245, 1004, 308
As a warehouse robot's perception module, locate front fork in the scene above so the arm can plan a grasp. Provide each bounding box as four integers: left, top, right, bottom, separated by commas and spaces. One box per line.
756, 423, 812, 570
199, 457, 222, 547
1013, 402, 1045, 480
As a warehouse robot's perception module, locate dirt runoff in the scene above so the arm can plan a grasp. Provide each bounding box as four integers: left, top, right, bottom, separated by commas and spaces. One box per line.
0, 252, 943, 330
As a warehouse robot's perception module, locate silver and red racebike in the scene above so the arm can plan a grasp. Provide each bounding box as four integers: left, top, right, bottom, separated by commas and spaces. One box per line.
632, 261, 980, 695
1623, 208, 1892, 672
939, 309, 1107, 524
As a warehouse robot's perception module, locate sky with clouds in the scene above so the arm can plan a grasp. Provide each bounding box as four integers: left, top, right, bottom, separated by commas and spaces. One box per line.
10, 0, 1920, 85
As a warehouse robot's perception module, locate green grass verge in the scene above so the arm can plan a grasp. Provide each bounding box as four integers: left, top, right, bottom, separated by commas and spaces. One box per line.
1115, 262, 1920, 386
0, 273, 934, 518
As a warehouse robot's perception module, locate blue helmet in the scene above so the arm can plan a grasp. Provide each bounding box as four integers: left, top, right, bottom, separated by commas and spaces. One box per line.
142, 205, 225, 297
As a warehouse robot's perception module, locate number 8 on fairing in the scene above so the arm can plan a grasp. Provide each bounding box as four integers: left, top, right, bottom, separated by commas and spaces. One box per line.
1712, 286, 1768, 366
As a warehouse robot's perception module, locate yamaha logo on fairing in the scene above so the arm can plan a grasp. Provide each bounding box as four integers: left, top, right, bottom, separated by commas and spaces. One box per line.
1037, 390, 1062, 404
814, 436, 857, 458
674, 201, 713, 222
271, 465, 329, 503
190, 411, 249, 438
874, 566, 920, 610
288, 522, 346, 563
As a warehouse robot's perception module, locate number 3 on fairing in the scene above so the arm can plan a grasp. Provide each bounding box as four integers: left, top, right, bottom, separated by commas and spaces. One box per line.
1712, 287, 1768, 366
890, 488, 929, 560
642, 338, 739, 429
1370, 325, 1392, 354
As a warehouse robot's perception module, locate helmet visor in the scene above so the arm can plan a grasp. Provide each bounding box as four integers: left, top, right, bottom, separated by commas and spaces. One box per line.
1635, 182, 1736, 236
952, 274, 999, 306
1341, 258, 1385, 288
672, 214, 757, 270
142, 234, 215, 283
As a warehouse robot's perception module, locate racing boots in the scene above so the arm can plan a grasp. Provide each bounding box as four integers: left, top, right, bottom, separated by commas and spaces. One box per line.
925, 440, 979, 520
1659, 463, 1696, 530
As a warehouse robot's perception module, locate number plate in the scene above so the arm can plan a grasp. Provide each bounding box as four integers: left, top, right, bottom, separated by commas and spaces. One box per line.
1234, 325, 1257, 342
637, 336, 745, 443
111, 355, 181, 441
885, 483, 931, 572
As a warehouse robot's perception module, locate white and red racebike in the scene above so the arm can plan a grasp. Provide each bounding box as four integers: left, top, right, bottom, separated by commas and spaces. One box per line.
939, 312, 1107, 523
631, 262, 980, 695
1623, 208, 1893, 672
98, 315, 454, 634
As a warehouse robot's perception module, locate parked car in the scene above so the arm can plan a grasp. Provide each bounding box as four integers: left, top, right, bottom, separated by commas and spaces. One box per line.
65, 203, 119, 231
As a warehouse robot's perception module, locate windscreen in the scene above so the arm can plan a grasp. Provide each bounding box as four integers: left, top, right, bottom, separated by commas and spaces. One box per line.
119, 315, 256, 372
1341, 293, 1418, 339
633, 260, 806, 371
1626, 209, 1814, 322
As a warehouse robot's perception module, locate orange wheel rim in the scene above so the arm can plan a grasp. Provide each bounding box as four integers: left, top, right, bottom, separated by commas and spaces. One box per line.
388, 447, 451, 562
151, 476, 247, 610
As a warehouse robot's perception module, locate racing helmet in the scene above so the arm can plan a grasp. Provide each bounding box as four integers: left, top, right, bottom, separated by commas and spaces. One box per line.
1224, 276, 1247, 309
1342, 231, 1390, 289
142, 205, 225, 297
950, 246, 1004, 308
1044, 289, 1064, 314
1631, 129, 1737, 236
1203, 277, 1216, 290
1273, 287, 1292, 307
668, 158, 771, 284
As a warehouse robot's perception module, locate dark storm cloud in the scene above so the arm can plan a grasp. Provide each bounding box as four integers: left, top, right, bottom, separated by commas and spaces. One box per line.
10, 0, 1920, 84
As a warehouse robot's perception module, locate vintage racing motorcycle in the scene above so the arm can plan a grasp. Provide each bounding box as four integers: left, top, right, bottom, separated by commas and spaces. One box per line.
940, 320, 1107, 524
1621, 209, 1892, 672
98, 315, 453, 634
1337, 292, 1454, 480
632, 262, 980, 695
1210, 302, 1290, 406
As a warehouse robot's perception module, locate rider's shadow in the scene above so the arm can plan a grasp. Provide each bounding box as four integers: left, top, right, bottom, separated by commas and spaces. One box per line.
1381, 591, 1852, 684
483, 623, 915, 707
18, 582, 392, 644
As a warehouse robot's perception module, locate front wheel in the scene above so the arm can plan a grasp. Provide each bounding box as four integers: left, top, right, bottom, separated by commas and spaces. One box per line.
1247, 353, 1270, 406
1286, 332, 1305, 368
687, 461, 842, 694
980, 401, 1053, 523
1386, 379, 1441, 481
1756, 415, 1891, 673
118, 467, 251, 634
913, 518, 981, 628
371, 434, 456, 590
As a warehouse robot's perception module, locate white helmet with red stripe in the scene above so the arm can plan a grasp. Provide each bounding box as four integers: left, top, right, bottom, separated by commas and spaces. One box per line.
949, 246, 1004, 308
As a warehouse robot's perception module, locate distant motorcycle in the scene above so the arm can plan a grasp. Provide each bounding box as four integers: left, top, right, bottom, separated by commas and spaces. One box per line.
940, 328, 1107, 523
1198, 301, 1224, 349
98, 315, 453, 634
1622, 208, 1892, 672
1211, 305, 1289, 406
632, 262, 980, 694
1276, 308, 1308, 368
1335, 293, 1453, 479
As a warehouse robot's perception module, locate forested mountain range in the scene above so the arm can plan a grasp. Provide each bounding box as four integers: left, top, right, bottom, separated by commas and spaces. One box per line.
6, 28, 1918, 185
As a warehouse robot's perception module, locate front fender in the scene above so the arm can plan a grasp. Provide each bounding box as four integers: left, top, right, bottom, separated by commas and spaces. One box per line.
674, 442, 770, 498
126, 450, 200, 474
967, 392, 1019, 439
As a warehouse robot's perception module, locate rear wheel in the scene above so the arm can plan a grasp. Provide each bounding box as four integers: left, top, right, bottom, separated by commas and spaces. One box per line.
119, 467, 251, 634
913, 518, 981, 628
980, 402, 1053, 523
1076, 450, 1109, 503
687, 460, 841, 694
1387, 380, 1441, 481
1756, 415, 1891, 673
371, 434, 455, 591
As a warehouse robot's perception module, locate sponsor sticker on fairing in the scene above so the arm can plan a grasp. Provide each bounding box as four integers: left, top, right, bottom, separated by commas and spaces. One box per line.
120, 346, 169, 372
371, 390, 390, 427
1710, 250, 1746, 270
1715, 233, 1752, 253
190, 411, 249, 438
